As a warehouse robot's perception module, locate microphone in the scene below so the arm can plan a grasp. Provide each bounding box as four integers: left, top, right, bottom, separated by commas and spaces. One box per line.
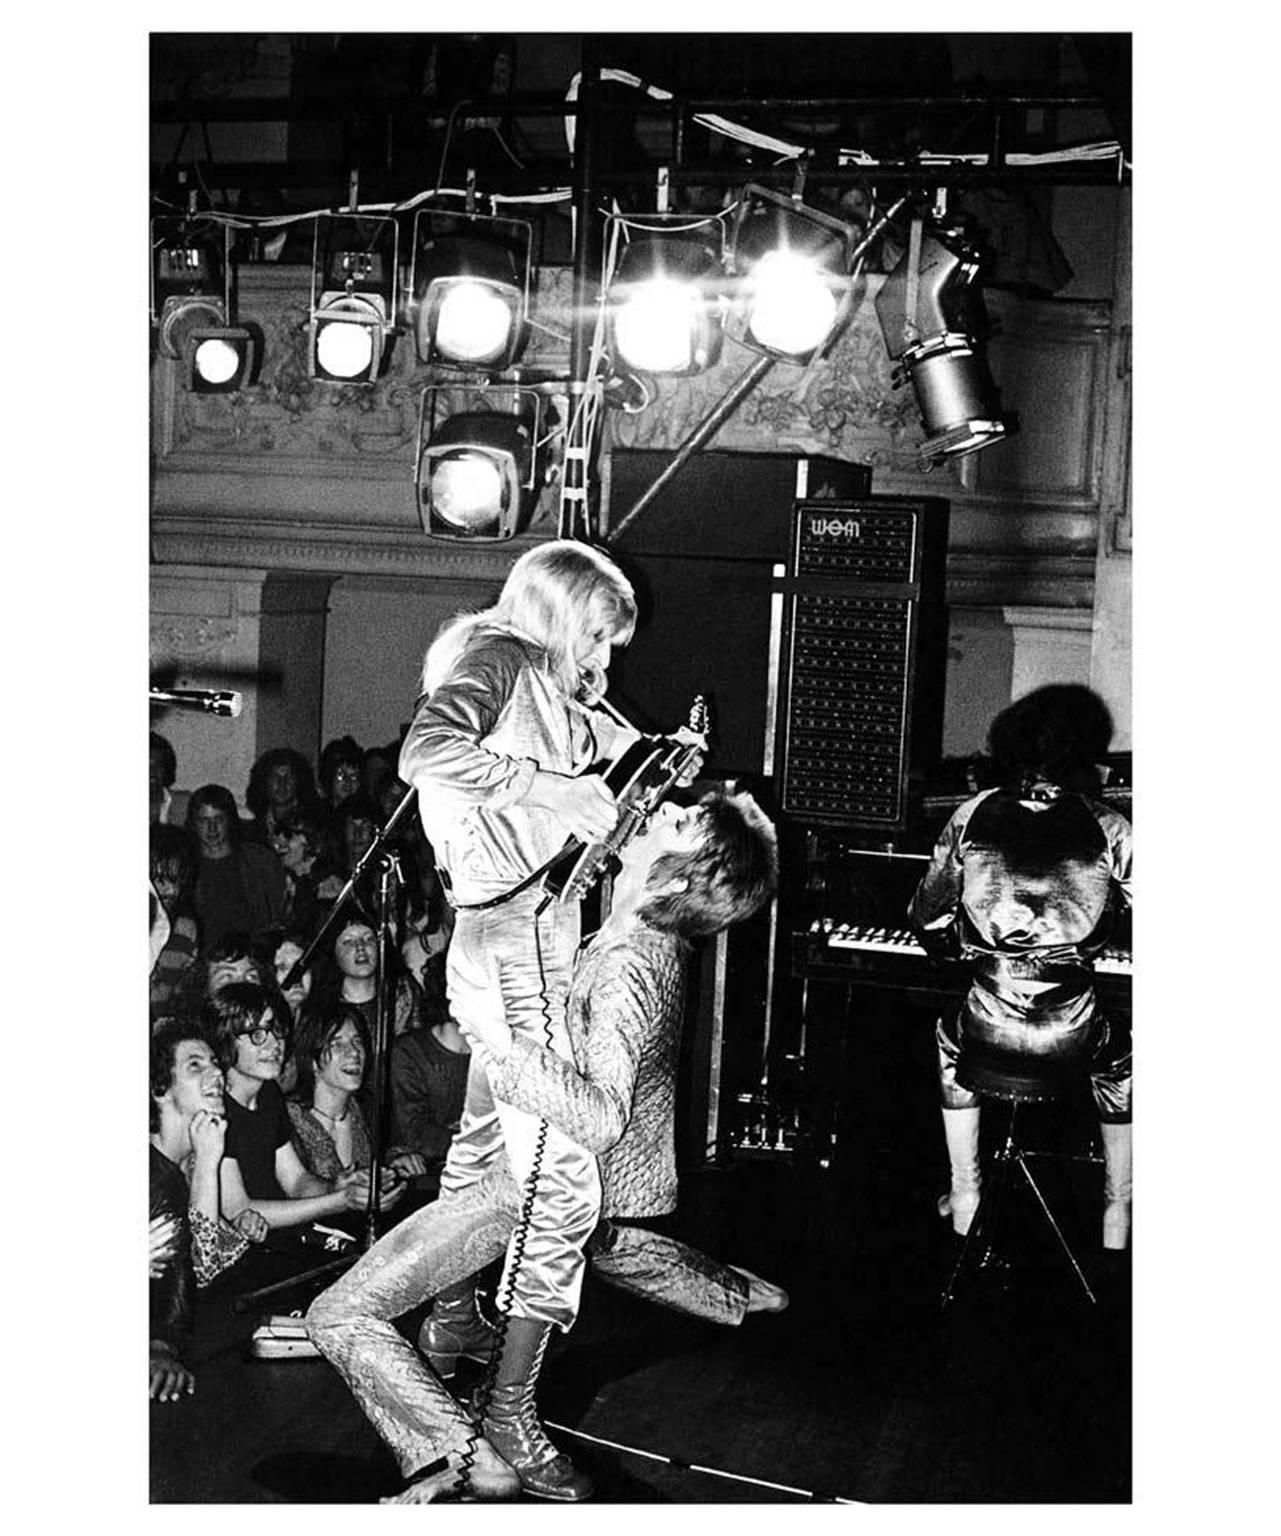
149, 688, 243, 719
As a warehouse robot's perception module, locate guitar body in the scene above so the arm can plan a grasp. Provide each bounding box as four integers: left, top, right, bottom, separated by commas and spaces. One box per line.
542, 699, 707, 906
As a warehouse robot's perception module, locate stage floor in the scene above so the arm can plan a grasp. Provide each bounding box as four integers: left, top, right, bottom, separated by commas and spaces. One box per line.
150, 1136, 1131, 1504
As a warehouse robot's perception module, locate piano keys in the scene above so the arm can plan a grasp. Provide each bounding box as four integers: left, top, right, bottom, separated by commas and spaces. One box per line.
794, 917, 1132, 1016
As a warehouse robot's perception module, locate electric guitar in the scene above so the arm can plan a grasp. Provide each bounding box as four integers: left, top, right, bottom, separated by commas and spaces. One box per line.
541, 696, 710, 906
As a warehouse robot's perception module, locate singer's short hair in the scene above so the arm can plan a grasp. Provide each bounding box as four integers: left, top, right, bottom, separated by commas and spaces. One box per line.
638, 791, 778, 940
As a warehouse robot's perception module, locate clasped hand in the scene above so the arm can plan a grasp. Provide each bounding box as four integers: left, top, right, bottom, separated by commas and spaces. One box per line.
336, 1166, 405, 1212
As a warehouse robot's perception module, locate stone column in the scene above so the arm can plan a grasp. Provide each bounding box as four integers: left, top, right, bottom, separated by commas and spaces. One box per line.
1001, 606, 1094, 700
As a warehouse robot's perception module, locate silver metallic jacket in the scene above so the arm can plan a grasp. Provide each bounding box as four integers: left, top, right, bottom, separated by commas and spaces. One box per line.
488, 915, 690, 1219
398, 627, 611, 906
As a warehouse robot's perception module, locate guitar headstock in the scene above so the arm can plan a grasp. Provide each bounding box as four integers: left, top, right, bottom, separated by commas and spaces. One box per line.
687, 695, 709, 739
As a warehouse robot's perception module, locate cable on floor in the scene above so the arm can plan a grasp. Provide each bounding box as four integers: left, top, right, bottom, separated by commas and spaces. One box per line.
544, 1420, 861, 1503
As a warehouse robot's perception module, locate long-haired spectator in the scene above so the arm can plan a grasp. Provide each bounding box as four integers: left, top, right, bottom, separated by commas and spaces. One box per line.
310, 910, 426, 1043
149, 827, 201, 1015
287, 1000, 427, 1186
319, 735, 364, 813
245, 747, 319, 846
187, 784, 288, 954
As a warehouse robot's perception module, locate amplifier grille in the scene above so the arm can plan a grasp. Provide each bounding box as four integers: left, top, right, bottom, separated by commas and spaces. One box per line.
794, 505, 920, 585
781, 592, 913, 824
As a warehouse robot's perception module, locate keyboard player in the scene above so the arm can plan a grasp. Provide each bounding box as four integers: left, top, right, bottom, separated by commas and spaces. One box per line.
907, 685, 1133, 1251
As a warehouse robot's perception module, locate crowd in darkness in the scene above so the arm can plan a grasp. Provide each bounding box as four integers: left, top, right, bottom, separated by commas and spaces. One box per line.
148, 729, 471, 1402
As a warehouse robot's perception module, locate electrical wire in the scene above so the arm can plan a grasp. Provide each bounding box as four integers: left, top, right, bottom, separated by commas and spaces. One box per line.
543, 1422, 861, 1502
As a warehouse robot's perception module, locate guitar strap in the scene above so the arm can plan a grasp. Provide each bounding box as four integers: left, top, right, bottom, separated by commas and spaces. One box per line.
438, 855, 561, 912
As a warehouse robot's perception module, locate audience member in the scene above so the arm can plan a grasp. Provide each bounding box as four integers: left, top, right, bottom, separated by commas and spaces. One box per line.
187, 784, 288, 953
149, 1017, 265, 1401
311, 913, 426, 1042
208, 983, 404, 1233
361, 741, 397, 809
245, 747, 319, 846
267, 806, 338, 933
150, 731, 189, 827
388, 1015, 470, 1194
149, 826, 201, 1014
319, 736, 364, 814
287, 1001, 428, 1186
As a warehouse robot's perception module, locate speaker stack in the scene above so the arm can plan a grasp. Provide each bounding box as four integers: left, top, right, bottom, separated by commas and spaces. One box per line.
603, 449, 949, 1164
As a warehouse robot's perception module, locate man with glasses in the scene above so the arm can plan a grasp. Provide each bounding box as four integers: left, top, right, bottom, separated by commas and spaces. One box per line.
207, 983, 402, 1234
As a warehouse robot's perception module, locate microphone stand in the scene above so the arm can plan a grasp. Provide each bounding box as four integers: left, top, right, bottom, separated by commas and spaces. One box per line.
234, 786, 419, 1314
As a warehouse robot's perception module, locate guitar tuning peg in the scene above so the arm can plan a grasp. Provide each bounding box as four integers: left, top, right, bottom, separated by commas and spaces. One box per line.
688, 695, 708, 732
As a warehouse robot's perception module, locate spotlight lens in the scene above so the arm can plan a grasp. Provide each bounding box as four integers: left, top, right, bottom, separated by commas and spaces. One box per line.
429, 451, 506, 527
434, 282, 515, 363
747, 252, 841, 357
193, 337, 241, 386
614, 280, 699, 373
317, 319, 375, 379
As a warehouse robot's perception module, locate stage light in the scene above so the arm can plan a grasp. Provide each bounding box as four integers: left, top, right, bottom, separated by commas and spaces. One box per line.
151, 215, 255, 392
416, 386, 546, 541
187, 328, 257, 393
608, 234, 724, 376
309, 213, 398, 385
410, 211, 533, 371
725, 185, 857, 365
874, 222, 1008, 461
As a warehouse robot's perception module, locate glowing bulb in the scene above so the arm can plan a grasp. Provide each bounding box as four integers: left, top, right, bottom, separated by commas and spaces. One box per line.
614, 280, 700, 373
316, 319, 376, 379
192, 337, 241, 386
430, 453, 506, 526
747, 251, 841, 357
435, 281, 515, 363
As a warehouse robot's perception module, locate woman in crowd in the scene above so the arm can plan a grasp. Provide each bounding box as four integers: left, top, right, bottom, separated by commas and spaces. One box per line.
187, 784, 288, 954
319, 736, 364, 815
287, 1001, 428, 1187
149, 826, 201, 1014
149, 1016, 266, 1401
310, 912, 426, 1043
245, 747, 319, 847
208, 983, 404, 1233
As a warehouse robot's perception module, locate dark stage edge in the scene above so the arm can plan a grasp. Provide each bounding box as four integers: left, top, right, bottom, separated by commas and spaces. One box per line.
150, 1150, 1131, 1504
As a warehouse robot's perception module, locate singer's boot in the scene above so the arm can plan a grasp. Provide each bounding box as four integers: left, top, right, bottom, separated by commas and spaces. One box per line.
418, 1280, 499, 1379
1100, 1121, 1133, 1250
480, 1316, 593, 1502
939, 1106, 983, 1236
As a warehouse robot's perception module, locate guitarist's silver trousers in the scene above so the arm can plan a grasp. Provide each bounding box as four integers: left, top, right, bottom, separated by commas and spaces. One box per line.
438, 886, 602, 1330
